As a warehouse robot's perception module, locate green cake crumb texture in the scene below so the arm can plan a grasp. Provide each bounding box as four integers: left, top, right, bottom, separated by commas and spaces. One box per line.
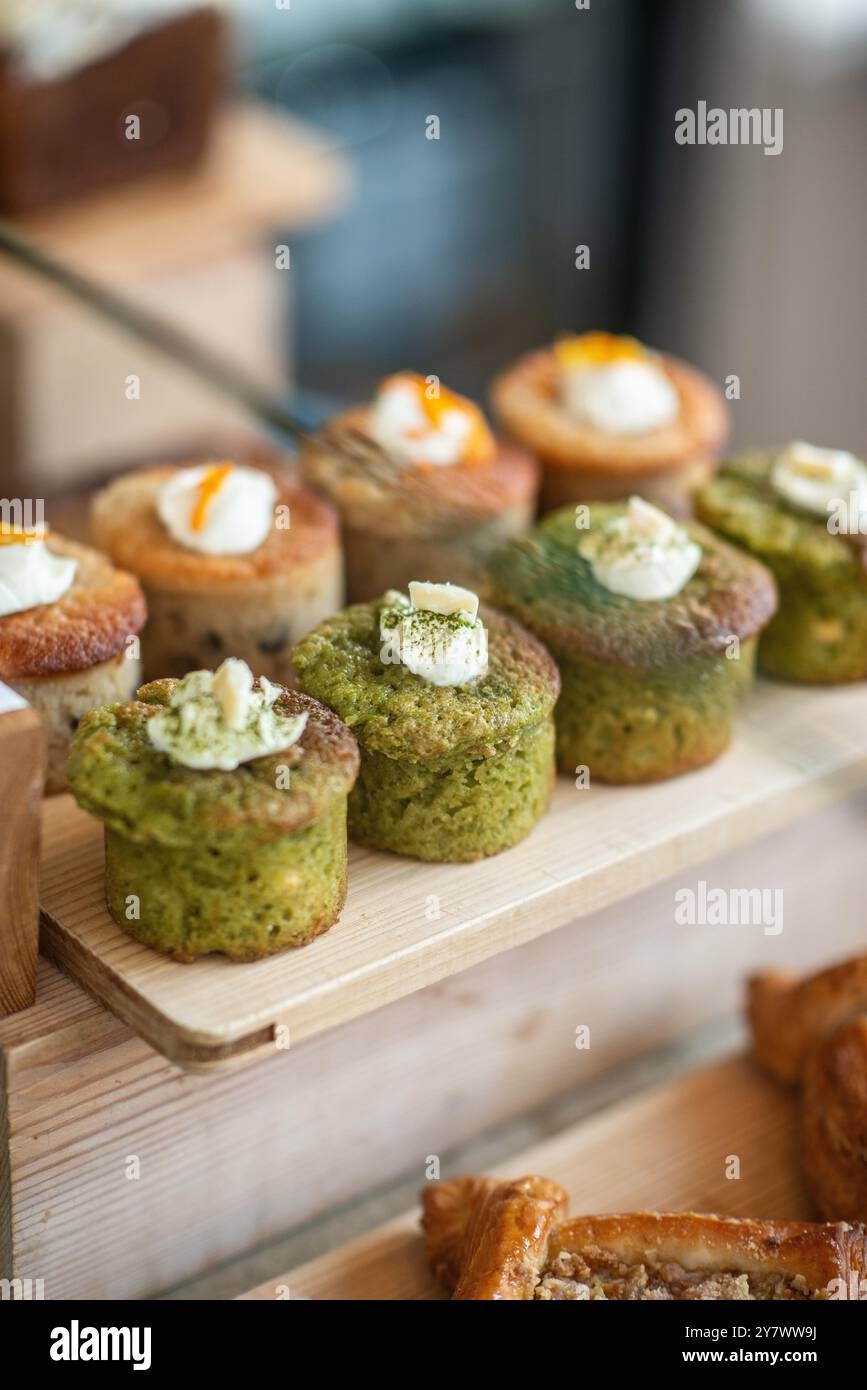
696, 450, 867, 572
554, 640, 757, 783
292, 599, 560, 762
104, 801, 348, 961
348, 717, 555, 862
487, 503, 778, 669
67, 678, 359, 850
696, 452, 867, 683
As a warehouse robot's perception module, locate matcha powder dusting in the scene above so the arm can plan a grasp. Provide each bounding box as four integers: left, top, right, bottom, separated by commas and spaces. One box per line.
147, 658, 307, 770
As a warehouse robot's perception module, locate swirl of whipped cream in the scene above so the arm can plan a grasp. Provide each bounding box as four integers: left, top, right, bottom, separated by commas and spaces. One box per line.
368, 374, 496, 469
771, 441, 867, 527
379, 581, 488, 686
579, 496, 701, 601
0, 531, 77, 617
147, 659, 307, 771
157, 464, 277, 556
556, 333, 679, 435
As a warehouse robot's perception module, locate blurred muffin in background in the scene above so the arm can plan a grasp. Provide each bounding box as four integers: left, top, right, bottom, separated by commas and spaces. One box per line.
0, 1, 225, 214
0, 527, 145, 792
91, 459, 343, 684
489, 496, 777, 783
301, 372, 538, 602
696, 442, 867, 684
491, 332, 729, 517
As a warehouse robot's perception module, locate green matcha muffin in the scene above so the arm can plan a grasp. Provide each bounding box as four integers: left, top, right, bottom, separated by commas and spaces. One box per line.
488, 497, 777, 783
67, 659, 359, 961
292, 581, 560, 862
695, 443, 867, 683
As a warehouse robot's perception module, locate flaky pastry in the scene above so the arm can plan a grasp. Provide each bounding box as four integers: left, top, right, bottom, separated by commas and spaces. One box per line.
750, 955, 867, 1224
421, 1175, 866, 1300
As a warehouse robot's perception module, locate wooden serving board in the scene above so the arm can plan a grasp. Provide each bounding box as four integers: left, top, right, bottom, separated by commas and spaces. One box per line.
238, 1055, 805, 1300
39, 681, 867, 1072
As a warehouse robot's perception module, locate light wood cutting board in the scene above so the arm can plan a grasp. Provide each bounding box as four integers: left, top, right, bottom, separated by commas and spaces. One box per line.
39, 680, 867, 1071
238, 1055, 804, 1300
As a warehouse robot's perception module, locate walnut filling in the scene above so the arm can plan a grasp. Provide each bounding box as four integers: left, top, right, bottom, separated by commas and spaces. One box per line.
533, 1248, 819, 1301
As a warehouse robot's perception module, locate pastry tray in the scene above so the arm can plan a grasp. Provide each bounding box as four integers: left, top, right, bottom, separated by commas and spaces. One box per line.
237, 1053, 804, 1299
39, 680, 867, 1072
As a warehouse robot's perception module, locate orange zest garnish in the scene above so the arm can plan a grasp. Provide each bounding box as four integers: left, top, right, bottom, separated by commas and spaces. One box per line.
0, 527, 47, 547
377, 374, 496, 467
190, 463, 233, 532
554, 332, 648, 370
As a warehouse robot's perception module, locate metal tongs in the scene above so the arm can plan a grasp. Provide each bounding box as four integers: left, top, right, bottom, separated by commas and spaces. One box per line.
0, 217, 402, 487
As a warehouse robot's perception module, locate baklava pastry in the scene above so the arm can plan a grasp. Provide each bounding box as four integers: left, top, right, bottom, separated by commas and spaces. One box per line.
0, 527, 145, 792
67, 658, 359, 961
91, 459, 343, 684
422, 1175, 867, 1300
489, 496, 777, 782
749, 955, 867, 1085
803, 1017, 867, 1225
491, 332, 729, 516
750, 954, 867, 1224
301, 372, 537, 602
294, 580, 559, 861
696, 443, 867, 683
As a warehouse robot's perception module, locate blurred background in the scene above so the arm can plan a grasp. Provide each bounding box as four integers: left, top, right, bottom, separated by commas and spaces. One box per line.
0, 0, 864, 501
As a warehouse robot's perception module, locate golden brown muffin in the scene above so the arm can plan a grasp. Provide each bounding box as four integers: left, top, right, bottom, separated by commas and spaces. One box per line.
491, 339, 729, 515
91, 460, 343, 684
422, 1175, 866, 1300
302, 387, 538, 602
0, 534, 146, 792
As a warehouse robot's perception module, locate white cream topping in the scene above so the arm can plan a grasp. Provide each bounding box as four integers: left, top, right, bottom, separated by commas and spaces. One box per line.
1, 1, 219, 83
0, 535, 77, 617
368, 377, 486, 469
147, 659, 307, 771
580, 496, 702, 601
771, 441, 867, 524
380, 584, 488, 687
0, 683, 28, 714
561, 359, 679, 434
156, 464, 277, 556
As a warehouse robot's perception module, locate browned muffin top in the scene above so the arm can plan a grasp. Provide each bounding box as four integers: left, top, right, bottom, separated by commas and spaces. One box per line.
68, 681, 360, 846
293, 598, 560, 761
302, 405, 538, 538
488, 504, 778, 667
90, 463, 339, 591
0, 534, 146, 680
490, 346, 729, 473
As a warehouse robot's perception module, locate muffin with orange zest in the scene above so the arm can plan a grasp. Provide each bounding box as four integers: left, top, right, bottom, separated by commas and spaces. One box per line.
91, 458, 343, 684
491, 333, 729, 517
0, 524, 145, 792
301, 372, 538, 602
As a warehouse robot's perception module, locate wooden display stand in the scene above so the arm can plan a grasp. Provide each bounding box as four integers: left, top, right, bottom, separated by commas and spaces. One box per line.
1, 774, 865, 1296
239, 1055, 805, 1300
0, 103, 350, 495
36, 680, 867, 1071
0, 693, 44, 1016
